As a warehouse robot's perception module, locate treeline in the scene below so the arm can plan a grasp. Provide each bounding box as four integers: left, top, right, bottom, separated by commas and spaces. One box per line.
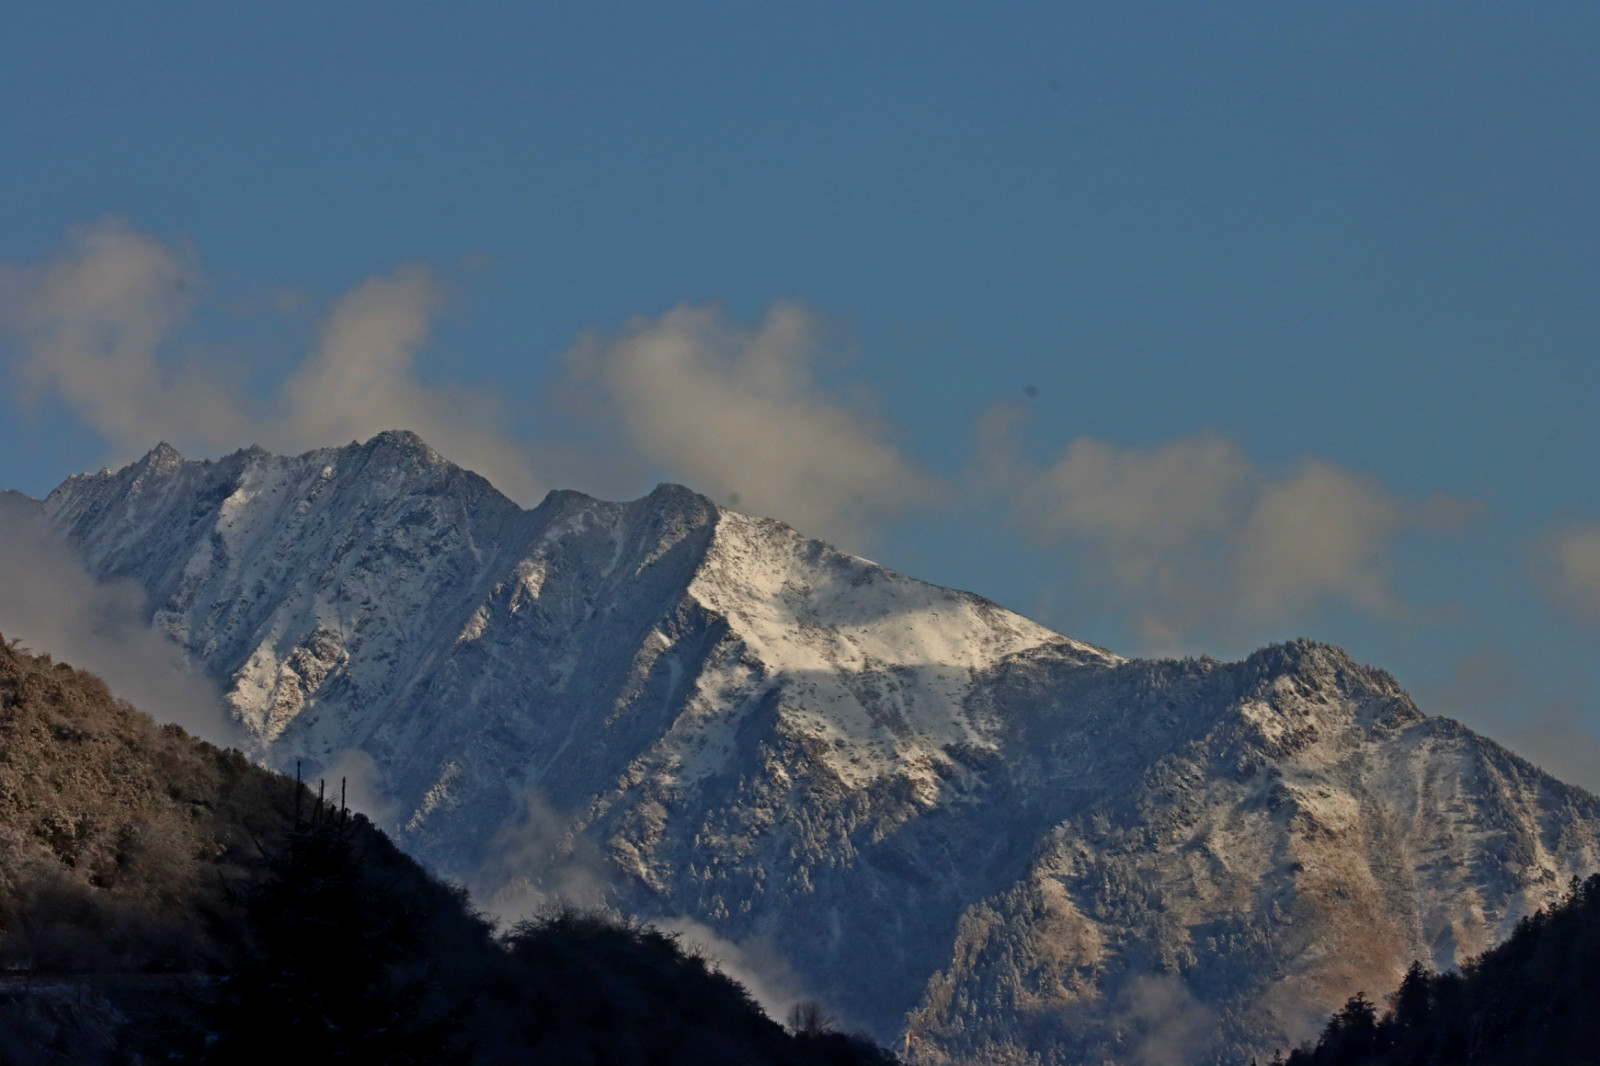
1264, 873, 1600, 1066
0, 638, 895, 1064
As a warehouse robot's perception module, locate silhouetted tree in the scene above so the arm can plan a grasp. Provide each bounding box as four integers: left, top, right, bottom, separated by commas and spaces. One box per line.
1388, 961, 1430, 1031
789, 999, 838, 1036
1279, 874, 1600, 1066
201, 804, 474, 1065
1316, 991, 1377, 1062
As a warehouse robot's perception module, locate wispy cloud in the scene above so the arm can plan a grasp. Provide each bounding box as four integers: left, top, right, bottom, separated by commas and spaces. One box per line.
1112, 975, 1214, 1066
466, 790, 611, 925
0, 219, 248, 452
1531, 520, 1600, 627
458, 791, 817, 1024
657, 915, 813, 1025
0, 218, 545, 503
275, 263, 543, 501
0, 491, 238, 747
552, 302, 945, 549
978, 404, 1471, 652
2, 220, 939, 551
316, 748, 401, 825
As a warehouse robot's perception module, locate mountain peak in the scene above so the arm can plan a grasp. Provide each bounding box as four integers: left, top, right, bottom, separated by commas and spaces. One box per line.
646, 481, 703, 502
355, 429, 443, 464
363, 428, 429, 451
1243, 636, 1364, 680
642, 481, 719, 517
140, 441, 185, 469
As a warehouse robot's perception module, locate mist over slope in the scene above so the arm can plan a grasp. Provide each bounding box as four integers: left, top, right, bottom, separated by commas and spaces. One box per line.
32, 433, 1600, 1064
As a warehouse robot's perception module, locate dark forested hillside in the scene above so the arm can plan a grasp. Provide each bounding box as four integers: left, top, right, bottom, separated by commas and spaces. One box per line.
0, 634, 291, 977
1271, 873, 1600, 1066
0, 637, 896, 1065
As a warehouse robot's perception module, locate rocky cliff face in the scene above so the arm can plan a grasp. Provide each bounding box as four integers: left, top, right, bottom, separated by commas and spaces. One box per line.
39, 434, 1600, 1063
903, 643, 1600, 1063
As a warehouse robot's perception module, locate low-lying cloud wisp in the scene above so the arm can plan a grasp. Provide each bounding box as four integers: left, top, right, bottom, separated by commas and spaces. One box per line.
467, 790, 612, 925
0, 491, 239, 747
1112, 975, 1215, 1066
315, 748, 401, 825
657, 915, 812, 1026
462, 792, 818, 1025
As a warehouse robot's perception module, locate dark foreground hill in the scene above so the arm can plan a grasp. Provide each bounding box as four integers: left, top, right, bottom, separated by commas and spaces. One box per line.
0, 637, 896, 1065
1274, 872, 1600, 1066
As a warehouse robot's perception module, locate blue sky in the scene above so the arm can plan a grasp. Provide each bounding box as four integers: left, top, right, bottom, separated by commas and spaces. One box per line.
2, 3, 1598, 782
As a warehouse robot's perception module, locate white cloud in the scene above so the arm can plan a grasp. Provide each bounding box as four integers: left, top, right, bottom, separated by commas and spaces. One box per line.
3, 221, 940, 548
0, 218, 247, 454
981, 406, 1459, 651
1112, 975, 1214, 1066
467, 790, 611, 926
656, 916, 813, 1025
0, 492, 239, 747
460, 790, 816, 1025
1, 218, 546, 503
554, 302, 945, 550
316, 748, 400, 825
1234, 460, 1402, 620
276, 263, 542, 501
1532, 521, 1600, 626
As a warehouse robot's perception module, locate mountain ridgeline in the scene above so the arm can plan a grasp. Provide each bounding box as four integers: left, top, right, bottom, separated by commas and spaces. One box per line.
32, 433, 1600, 1064
0, 637, 896, 1064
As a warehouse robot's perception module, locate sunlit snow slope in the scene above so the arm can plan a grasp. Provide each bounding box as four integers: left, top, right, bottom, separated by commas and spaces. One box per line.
39, 433, 1600, 1065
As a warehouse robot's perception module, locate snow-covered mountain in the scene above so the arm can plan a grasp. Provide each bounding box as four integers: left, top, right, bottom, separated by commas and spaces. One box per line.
37, 433, 1600, 1064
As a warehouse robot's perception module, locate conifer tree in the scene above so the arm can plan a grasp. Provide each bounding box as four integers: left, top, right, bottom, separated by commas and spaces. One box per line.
202, 792, 471, 1065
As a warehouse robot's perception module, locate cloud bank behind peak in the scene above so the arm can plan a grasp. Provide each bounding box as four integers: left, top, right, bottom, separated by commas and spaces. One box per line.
0, 217, 1511, 660
1, 219, 940, 553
